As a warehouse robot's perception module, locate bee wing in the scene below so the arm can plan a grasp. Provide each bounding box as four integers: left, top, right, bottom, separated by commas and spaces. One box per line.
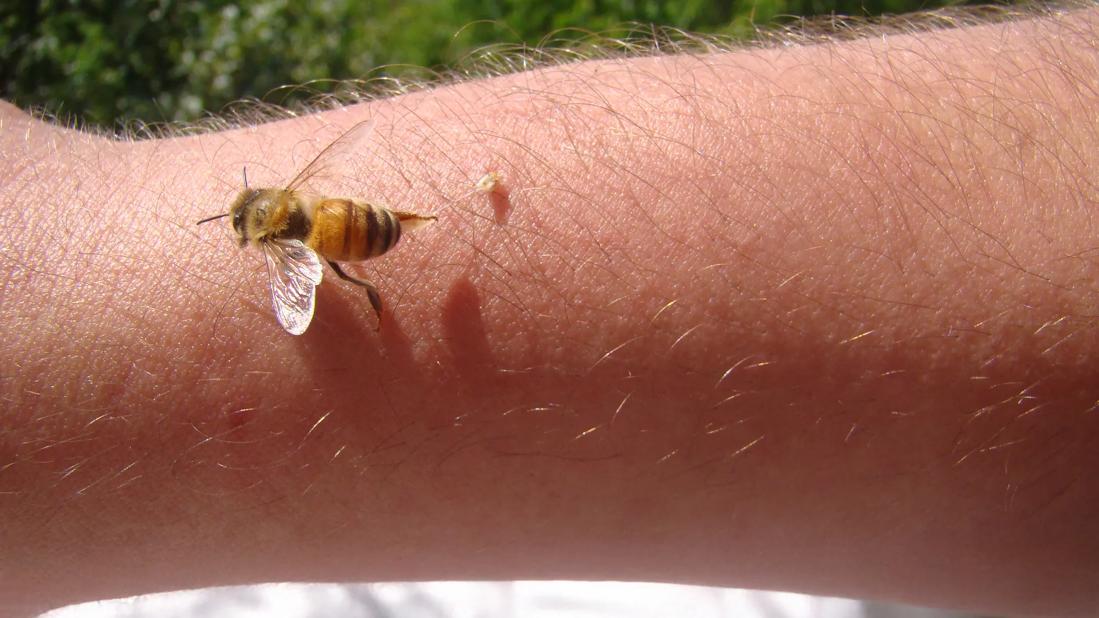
262, 238, 324, 335
285, 119, 375, 193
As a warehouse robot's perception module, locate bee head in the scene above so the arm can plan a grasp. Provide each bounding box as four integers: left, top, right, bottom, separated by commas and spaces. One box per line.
228, 188, 270, 247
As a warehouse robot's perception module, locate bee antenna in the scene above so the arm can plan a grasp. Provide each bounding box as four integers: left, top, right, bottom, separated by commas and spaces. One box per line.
196, 213, 230, 225
242, 166, 249, 189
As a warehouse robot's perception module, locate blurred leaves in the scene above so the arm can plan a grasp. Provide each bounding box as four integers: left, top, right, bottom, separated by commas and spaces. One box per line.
1, 0, 966, 128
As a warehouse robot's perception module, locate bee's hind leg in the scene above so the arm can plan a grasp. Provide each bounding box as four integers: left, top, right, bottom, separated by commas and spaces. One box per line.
327, 261, 383, 321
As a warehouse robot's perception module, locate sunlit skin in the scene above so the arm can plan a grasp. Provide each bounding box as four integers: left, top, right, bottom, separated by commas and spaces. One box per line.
3, 7, 1099, 617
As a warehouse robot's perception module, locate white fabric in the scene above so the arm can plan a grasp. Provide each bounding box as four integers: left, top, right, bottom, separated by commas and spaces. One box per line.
41, 582, 969, 618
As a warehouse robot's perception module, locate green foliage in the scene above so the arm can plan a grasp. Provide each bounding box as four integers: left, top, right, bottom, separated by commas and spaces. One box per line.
1, 0, 967, 128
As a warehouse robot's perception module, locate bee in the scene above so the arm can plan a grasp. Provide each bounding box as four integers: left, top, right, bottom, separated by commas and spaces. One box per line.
197, 121, 436, 335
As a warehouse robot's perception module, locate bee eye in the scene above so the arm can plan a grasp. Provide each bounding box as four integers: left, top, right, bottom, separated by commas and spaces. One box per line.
232, 209, 245, 231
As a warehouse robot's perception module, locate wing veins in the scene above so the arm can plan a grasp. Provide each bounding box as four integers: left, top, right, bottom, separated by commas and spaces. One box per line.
285, 119, 375, 192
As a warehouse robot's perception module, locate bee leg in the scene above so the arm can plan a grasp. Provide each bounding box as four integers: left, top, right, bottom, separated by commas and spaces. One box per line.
327, 261, 383, 321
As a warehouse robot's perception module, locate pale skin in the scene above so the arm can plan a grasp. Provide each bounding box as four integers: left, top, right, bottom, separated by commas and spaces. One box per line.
3, 7, 1099, 617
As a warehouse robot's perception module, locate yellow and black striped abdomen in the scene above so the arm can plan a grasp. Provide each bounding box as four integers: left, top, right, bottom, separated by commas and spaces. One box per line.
305, 198, 401, 262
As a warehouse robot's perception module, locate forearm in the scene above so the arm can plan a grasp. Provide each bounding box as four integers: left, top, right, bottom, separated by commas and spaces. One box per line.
4, 8, 1099, 616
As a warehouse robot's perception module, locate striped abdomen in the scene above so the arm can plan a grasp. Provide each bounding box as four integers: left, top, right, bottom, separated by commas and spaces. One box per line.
305, 198, 402, 262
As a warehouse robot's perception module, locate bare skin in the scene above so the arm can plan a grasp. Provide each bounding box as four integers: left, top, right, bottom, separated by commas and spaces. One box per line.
3, 8, 1099, 617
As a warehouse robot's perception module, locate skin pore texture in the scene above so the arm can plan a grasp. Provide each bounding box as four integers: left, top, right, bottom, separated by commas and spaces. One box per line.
3, 7, 1099, 617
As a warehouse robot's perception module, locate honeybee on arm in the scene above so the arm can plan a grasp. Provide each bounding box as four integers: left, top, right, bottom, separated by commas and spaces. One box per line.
197, 121, 436, 335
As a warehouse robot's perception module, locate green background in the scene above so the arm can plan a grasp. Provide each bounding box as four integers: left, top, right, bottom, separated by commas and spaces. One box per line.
2, 0, 967, 129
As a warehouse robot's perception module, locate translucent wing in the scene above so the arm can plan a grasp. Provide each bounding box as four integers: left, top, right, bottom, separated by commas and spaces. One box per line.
285, 119, 375, 193
262, 238, 324, 335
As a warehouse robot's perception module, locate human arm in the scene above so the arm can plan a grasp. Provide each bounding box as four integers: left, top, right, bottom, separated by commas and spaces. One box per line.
3, 8, 1099, 616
